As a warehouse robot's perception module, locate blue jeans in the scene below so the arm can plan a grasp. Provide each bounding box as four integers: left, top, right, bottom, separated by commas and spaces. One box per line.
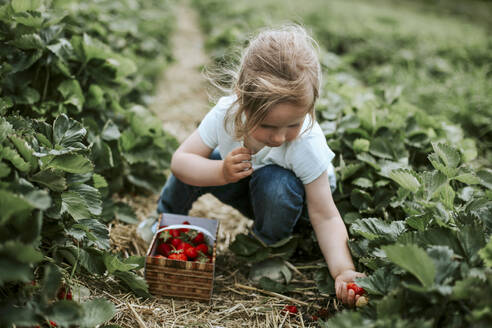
157, 149, 335, 245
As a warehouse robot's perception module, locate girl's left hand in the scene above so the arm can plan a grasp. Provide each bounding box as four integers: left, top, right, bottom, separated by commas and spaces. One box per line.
334, 269, 366, 308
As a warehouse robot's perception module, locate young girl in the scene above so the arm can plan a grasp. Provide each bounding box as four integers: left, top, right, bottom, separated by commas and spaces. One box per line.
157, 25, 365, 307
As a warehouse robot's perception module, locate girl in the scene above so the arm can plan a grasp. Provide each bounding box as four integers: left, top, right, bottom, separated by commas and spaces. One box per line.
157, 25, 365, 307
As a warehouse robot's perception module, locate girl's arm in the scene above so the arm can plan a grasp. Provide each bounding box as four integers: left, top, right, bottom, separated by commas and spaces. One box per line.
171, 129, 252, 186
305, 171, 364, 307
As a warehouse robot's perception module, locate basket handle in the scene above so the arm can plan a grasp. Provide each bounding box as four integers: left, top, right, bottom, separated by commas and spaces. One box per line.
155, 224, 215, 242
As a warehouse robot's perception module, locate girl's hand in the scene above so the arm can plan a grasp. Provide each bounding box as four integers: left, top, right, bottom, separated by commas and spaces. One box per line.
335, 269, 366, 308
222, 147, 253, 183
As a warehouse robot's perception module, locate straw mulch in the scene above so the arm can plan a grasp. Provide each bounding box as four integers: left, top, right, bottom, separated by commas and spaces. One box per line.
73, 192, 343, 327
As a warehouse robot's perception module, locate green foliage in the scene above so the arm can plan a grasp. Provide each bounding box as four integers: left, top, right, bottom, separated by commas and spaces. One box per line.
0, 0, 176, 325
193, 1, 492, 326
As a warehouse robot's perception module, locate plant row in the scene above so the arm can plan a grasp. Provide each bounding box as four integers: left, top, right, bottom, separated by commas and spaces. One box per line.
0, 0, 177, 326
191, 0, 492, 327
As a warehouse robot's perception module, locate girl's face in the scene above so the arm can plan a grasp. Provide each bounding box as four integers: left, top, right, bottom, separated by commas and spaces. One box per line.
248, 102, 308, 148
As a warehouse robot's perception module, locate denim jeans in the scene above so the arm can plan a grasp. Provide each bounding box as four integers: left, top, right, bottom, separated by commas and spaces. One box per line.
157, 149, 335, 245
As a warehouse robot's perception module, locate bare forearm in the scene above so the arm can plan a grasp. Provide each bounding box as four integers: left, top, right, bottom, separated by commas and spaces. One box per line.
171, 152, 226, 186
311, 214, 355, 279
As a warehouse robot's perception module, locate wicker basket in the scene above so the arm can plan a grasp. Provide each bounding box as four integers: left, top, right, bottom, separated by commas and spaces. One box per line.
144, 213, 219, 302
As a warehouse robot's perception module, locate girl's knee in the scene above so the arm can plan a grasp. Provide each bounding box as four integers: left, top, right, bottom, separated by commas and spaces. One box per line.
251, 165, 304, 201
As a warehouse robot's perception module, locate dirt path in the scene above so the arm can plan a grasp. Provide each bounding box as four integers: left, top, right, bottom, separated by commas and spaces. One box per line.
149, 0, 251, 253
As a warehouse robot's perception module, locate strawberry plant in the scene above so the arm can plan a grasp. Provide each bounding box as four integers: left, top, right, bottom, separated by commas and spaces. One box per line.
0, 0, 178, 326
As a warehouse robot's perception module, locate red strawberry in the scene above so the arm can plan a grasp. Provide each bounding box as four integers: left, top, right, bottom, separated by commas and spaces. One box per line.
177, 242, 193, 251
282, 305, 298, 314
185, 247, 198, 259
182, 221, 190, 225
57, 286, 72, 300
195, 243, 209, 255
169, 229, 181, 238
347, 282, 366, 296
191, 232, 204, 245
168, 252, 187, 261
157, 243, 171, 257
170, 238, 182, 248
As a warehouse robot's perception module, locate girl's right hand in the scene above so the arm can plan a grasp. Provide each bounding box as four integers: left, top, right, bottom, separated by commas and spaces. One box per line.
222, 147, 253, 183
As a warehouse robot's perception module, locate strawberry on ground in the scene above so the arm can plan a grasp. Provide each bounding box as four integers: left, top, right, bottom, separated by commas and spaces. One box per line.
282, 305, 298, 315
57, 286, 72, 300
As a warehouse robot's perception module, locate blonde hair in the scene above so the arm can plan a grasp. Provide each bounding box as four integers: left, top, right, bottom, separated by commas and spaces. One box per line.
216, 25, 322, 139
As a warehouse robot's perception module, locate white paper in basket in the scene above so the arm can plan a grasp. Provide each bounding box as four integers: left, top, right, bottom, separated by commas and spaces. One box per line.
155, 224, 215, 246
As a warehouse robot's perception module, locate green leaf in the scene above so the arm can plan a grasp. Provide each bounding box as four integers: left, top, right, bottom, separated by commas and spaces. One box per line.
72, 184, 102, 216
457, 223, 486, 265
351, 217, 406, 241
477, 169, 492, 190
427, 246, 459, 285
340, 163, 364, 181
103, 254, 139, 274
113, 271, 150, 298
0, 241, 43, 284
389, 169, 420, 193
40, 264, 62, 300
405, 215, 431, 232
230, 234, 263, 257
248, 258, 291, 284
114, 202, 138, 224
53, 114, 87, 148
3, 146, 30, 172
370, 137, 395, 159
432, 143, 461, 168
421, 171, 447, 201
314, 267, 335, 295
352, 177, 373, 188
383, 244, 436, 288
93, 173, 108, 189
9, 135, 36, 170
9, 33, 44, 49
11, 0, 41, 12
46, 154, 93, 174
350, 189, 372, 210
352, 138, 370, 153
453, 170, 480, 185
478, 236, 492, 267
72, 219, 109, 250
47, 300, 84, 326
61, 191, 90, 221
78, 298, 115, 328
57, 80, 85, 112
0, 190, 33, 224
355, 267, 399, 296
438, 184, 455, 210
86, 84, 105, 109
259, 277, 295, 293
0, 162, 11, 178
101, 120, 121, 141
30, 169, 67, 191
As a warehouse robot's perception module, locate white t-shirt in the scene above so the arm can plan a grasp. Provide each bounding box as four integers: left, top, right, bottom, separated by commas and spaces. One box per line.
198, 95, 336, 185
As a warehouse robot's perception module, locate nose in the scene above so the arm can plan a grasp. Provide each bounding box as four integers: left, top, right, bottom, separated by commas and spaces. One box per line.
270, 131, 286, 146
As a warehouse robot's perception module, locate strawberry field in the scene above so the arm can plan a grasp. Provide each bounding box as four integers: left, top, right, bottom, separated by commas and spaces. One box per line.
1, 0, 491, 327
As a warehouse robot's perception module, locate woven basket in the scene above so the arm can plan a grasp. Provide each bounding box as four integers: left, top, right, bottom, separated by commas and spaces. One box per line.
144, 213, 219, 302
